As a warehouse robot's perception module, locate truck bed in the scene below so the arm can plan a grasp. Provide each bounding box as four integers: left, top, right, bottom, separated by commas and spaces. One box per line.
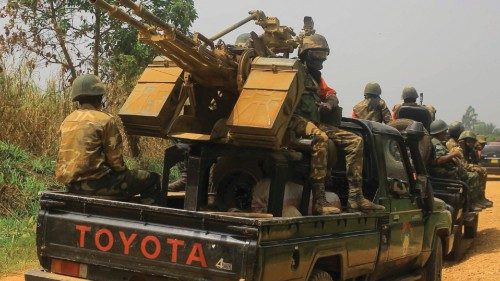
33, 192, 386, 281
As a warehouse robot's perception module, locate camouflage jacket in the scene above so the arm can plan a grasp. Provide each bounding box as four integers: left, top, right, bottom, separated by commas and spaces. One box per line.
428, 137, 458, 179
55, 104, 126, 184
352, 97, 392, 123
294, 71, 337, 124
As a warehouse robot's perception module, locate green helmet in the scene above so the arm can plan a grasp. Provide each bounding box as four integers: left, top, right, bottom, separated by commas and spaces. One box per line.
459, 130, 477, 141
234, 33, 252, 49
477, 135, 487, 144
298, 33, 330, 57
448, 121, 464, 139
430, 119, 448, 135
364, 82, 381, 96
71, 74, 105, 102
402, 86, 418, 100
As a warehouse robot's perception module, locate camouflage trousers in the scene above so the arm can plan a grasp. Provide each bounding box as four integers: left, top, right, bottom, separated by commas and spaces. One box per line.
288, 116, 329, 182
320, 124, 364, 199
68, 169, 160, 199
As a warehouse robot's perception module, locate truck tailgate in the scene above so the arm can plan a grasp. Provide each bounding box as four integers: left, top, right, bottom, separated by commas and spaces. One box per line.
36, 192, 258, 281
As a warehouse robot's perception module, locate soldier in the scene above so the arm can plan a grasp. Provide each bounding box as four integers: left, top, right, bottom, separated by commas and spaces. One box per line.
55, 74, 162, 204
392, 87, 435, 120
293, 33, 384, 213
476, 135, 487, 158
446, 121, 465, 151
352, 82, 392, 123
428, 120, 481, 211
458, 131, 492, 208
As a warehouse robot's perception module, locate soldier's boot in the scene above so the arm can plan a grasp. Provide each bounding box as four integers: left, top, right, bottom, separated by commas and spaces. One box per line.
348, 188, 385, 212
469, 193, 484, 211
479, 190, 493, 208
312, 182, 341, 215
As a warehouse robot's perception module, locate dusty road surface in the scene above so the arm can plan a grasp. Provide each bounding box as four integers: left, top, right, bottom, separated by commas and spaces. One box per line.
442, 177, 500, 281
1, 179, 500, 281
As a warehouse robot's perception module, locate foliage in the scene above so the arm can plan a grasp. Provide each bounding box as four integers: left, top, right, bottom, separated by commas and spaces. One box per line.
461, 106, 478, 130
0, 0, 197, 83
0, 217, 38, 276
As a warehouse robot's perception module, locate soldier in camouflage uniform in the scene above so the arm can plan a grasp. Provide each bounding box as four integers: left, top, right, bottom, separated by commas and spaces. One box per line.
392, 87, 436, 120
428, 120, 482, 211
458, 131, 492, 208
55, 74, 162, 204
291, 33, 384, 213
352, 82, 392, 123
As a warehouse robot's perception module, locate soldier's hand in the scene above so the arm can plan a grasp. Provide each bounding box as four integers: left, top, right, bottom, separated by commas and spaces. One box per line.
317, 102, 333, 112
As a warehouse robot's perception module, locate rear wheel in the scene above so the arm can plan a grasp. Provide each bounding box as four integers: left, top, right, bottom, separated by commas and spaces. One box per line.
309, 269, 333, 281
423, 236, 443, 281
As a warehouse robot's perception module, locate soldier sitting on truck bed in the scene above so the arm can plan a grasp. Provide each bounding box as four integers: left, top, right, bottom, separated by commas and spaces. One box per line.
55, 74, 162, 204
352, 82, 392, 124
428, 120, 483, 211
458, 131, 492, 208
392, 86, 436, 121
292, 33, 384, 213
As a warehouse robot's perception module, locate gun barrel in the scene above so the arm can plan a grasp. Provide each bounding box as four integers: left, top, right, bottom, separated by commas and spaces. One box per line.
90, 0, 152, 34
209, 12, 262, 41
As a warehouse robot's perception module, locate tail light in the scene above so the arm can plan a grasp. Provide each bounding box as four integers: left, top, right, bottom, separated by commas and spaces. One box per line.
51, 258, 88, 278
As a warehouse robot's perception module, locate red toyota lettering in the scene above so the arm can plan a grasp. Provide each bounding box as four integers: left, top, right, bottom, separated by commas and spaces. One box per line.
186, 243, 207, 268
95, 228, 114, 252
167, 239, 185, 263
75, 225, 91, 248
141, 235, 161, 259
119, 231, 137, 255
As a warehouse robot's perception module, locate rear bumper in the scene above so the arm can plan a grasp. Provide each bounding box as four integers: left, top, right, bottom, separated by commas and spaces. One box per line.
25, 269, 88, 281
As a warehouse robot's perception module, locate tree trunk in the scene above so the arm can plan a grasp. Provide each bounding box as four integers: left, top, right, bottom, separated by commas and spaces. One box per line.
93, 7, 101, 76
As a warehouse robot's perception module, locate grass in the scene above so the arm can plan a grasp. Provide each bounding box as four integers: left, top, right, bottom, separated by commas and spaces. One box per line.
0, 217, 39, 276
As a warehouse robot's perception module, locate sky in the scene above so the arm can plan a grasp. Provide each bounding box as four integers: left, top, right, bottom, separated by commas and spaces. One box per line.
1, 0, 499, 126
191, 0, 500, 126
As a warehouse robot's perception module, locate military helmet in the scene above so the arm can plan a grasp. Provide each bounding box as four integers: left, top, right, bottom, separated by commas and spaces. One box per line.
298, 33, 330, 57
448, 121, 464, 139
234, 33, 252, 49
430, 119, 448, 135
477, 134, 487, 144
459, 130, 477, 141
364, 82, 381, 96
401, 86, 419, 100
71, 74, 105, 102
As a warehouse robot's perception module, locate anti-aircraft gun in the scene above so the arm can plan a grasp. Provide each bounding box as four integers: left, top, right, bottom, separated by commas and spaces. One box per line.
91, 0, 312, 214
90, 0, 304, 149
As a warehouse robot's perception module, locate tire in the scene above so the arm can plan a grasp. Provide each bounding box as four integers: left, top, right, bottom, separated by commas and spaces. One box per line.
388, 118, 432, 163
309, 269, 333, 281
423, 236, 443, 281
446, 225, 463, 261
210, 157, 263, 211
464, 216, 478, 238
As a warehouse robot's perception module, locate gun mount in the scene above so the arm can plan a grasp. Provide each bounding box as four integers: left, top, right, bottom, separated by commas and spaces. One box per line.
90, 0, 306, 149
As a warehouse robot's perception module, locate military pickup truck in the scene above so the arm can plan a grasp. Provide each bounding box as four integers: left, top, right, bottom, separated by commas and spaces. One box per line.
26, 119, 453, 281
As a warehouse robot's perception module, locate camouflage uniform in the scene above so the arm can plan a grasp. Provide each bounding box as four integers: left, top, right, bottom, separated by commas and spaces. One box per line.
55, 104, 160, 200
430, 137, 480, 208
352, 97, 392, 123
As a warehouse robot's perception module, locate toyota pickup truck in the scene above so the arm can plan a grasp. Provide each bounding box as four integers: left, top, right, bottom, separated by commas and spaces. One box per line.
26, 119, 452, 281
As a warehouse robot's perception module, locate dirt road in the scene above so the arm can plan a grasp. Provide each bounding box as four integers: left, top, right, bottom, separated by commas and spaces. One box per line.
2, 180, 500, 281
442, 177, 500, 280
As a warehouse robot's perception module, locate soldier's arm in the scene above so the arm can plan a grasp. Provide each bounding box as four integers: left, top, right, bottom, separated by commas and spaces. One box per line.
102, 118, 127, 172
435, 150, 462, 165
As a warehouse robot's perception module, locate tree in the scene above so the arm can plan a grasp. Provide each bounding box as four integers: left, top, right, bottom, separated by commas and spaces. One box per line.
461, 106, 478, 130
0, 0, 197, 83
